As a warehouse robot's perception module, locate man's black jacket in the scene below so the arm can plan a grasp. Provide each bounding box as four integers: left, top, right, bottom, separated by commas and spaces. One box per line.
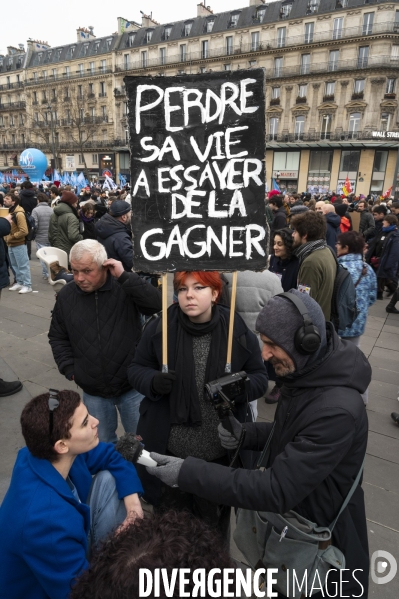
179, 325, 371, 597
95, 214, 133, 271
48, 271, 162, 398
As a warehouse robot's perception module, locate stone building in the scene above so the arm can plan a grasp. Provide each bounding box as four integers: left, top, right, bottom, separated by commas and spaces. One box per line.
0, 0, 399, 194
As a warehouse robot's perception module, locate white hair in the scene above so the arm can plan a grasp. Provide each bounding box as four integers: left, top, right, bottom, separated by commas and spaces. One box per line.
69, 240, 107, 267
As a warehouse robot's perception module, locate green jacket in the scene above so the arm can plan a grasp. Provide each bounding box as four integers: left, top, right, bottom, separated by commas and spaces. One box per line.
297, 247, 336, 320
49, 202, 83, 257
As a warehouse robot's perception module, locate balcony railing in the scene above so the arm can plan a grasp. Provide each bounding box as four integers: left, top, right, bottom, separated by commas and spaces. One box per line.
322, 94, 335, 102
114, 87, 126, 96
296, 96, 307, 104
270, 98, 281, 105
0, 81, 24, 91
351, 91, 364, 100
266, 130, 398, 143
0, 139, 127, 152
24, 66, 113, 87
268, 55, 395, 79
0, 101, 26, 111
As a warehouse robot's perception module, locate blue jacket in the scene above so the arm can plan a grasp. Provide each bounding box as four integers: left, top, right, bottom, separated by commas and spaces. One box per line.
377, 228, 399, 280
338, 253, 377, 338
325, 212, 341, 252
0, 443, 143, 599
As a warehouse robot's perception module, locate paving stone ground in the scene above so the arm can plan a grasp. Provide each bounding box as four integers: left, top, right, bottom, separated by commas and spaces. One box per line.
0, 249, 398, 596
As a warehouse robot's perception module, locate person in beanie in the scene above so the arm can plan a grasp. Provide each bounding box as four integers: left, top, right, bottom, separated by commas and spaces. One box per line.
49, 191, 83, 258
144, 289, 370, 598
95, 200, 133, 271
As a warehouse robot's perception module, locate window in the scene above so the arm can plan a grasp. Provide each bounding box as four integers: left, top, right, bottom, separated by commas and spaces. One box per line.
52, 68, 57, 80
362, 12, 374, 35
83, 43, 90, 55
100, 59, 106, 73
325, 81, 335, 95
90, 106, 95, 119
308, 0, 319, 13
124, 54, 129, 69
224, 64, 231, 71
160, 48, 166, 65
354, 79, 365, 93
51, 88, 56, 99
272, 87, 280, 99
34, 112, 39, 123
33, 72, 38, 81
123, 102, 128, 115
250, 32, 259, 52
256, 6, 266, 21
92, 154, 98, 164
128, 33, 136, 47
280, 3, 292, 19
88, 83, 94, 94
33, 91, 37, 103
106, 38, 112, 50
277, 27, 286, 48
141, 51, 148, 68
79, 108, 84, 120
101, 105, 107, 120
333, 17, 343, 40
21, 134, 25, 145
295, 115, 305, 139
164, 25, 172, 40
202, 40, 209, 59
184, 21, 193, 36
77, 84, 83, 98
65, 66, 70, 77
304, 23, 314, 44
274, 57, 283, 77
299, 84, 307, 97
99, 81, 106, 96
146, 29, 153, 44
328, 50, 339, 72
125, 129, 129, 143
89, 61, 95, 74
226, 36, 233, 55
78, 63, 84, 75
300, 54, 310, 75
371, 150, 388, 193
206, 18, 215, 33
348, 112, 361, 135
64, 87, 70, 98
269, 117, 279, 139
43, 70, 47, 80
386, 78, 396, 94
249, 60, 257, 67
180, 44, 187, 62
321, 114, 332, 139
79, 154, 84, 164
358, 46, 369, 68
381, 113, 390, 131
94, 42, 100, 53
229, 13, 240, 28
391, 45, 399, 61
200, 67, 207, 73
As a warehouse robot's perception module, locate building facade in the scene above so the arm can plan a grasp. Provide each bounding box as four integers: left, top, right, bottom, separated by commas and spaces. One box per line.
1, 0, 399, 193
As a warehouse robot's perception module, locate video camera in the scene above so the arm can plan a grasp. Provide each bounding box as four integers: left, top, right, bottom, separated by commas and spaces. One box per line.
204, 371, 250, 421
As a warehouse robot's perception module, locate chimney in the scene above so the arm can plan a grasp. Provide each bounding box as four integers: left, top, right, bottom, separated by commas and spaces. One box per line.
249, 0, 265, 5
197, 3, 213, 17
76, 26, 96, 43
117, 17, 141, 35
141, 13, 159, 28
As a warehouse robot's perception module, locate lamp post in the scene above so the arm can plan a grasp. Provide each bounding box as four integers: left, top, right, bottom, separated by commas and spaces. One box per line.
47, 103, 56, 173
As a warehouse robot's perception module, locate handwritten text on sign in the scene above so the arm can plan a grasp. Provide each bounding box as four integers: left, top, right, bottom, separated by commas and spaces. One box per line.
125, 70, 267, 272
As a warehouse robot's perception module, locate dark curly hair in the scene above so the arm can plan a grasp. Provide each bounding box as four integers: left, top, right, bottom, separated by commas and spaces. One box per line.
20, 390, 81, 462
337, 231, 365, 255
272, 227, 294, 259
71, 511, 237, 599
291, 211, 326, 241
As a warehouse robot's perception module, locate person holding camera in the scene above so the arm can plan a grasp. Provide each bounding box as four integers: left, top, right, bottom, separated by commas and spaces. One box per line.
145, 289, 370, 597
127, 271, 268, 539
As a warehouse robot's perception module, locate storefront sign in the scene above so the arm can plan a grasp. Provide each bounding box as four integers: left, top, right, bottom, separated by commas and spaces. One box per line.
125, 70, 267, 273
372, 131, 399, 139
273, 170, 298, 179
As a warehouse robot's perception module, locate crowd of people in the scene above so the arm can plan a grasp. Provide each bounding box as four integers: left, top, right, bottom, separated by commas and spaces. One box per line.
0, 180, 398, 598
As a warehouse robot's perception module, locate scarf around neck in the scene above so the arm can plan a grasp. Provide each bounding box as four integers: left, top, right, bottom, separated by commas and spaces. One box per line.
293, 239, 327, 264
170, 304, 228, 426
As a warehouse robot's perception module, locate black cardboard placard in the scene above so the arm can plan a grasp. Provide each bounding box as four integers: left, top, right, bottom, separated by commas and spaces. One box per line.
124, 69, 267, 273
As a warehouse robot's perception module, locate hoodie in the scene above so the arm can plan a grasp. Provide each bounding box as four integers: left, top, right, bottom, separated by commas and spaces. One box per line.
325, 212, 341, 251
95, 213, 133, 271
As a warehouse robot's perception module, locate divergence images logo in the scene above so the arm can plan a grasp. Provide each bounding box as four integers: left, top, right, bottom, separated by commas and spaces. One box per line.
371, 551, 397, 585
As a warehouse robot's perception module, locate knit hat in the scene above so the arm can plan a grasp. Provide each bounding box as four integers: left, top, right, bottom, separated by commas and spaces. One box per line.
60, 191, 79, 206
109, 200, 130, 217
334, 204, 348, 217
290, 205, 309, 217
255, 288, 327, 371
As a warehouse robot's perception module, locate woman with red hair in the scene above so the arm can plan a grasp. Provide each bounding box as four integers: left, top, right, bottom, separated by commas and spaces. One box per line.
128, 270, 267, 537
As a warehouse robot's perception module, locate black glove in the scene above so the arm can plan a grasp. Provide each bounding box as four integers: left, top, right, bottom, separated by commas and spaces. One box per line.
151, 371, 176, 396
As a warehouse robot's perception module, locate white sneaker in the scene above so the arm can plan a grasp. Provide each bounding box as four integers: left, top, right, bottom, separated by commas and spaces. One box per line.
18, 286, 32, 294
9, 283, 23, 291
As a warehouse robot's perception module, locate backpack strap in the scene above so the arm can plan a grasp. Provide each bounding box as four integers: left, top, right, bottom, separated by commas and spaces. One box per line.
328, 459, 364, 532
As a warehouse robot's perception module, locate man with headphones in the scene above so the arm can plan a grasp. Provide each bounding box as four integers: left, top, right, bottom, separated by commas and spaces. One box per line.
145, 289, 371, 598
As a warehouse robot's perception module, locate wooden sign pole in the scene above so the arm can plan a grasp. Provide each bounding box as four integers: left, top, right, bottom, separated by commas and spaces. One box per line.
161, 273, 168, 373
225, 271, 238, 374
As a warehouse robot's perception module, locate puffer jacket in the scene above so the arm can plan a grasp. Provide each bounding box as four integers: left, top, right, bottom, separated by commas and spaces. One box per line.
48, 271, 162, 398
338, 253, 377, 337
95, 213, 133, 271
4, 205, 28, 247
48, 202, 83, 256
32, 202, 53, 245
179, 325, 371, 597
359, 210, 375, 239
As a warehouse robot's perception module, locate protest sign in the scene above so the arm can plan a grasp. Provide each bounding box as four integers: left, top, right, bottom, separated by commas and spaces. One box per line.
125, 70, 267, 272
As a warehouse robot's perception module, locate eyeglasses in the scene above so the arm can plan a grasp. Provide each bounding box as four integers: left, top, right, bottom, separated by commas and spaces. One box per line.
48, 388, 60, 438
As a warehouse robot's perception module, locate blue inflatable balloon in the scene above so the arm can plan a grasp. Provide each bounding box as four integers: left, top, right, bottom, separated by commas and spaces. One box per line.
19, 148, 48, 182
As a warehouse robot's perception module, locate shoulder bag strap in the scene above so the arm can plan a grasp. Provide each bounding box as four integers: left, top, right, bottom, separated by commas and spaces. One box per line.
328, 458, 365, 532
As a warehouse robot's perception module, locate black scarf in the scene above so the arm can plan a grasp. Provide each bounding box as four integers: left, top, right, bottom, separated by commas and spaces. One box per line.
170, 304, 228, 426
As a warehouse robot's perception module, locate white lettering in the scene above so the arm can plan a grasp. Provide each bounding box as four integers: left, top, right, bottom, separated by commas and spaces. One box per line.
225, 127, 249, 159
240, 78, 259, 114
219, 82, 242, 124
208, 191, 228, 218
164, 87, 184, 132
140, 137, 160, 162
190, 135, 214, 162
158, 136, 181, 162
229, 226, 245, 257
207, 569, 221, 598
132, 169, 150, 197
246, 225, 266, 259
138, 569, 152, 597
183, 225, 207, 258
229, 189, 247, 217
183, 89, 205, 126
140, 229, 166, 261
135, 85, 164, 134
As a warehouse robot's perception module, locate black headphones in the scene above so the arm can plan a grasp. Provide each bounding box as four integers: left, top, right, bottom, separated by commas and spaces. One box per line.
277, 292, 321, 355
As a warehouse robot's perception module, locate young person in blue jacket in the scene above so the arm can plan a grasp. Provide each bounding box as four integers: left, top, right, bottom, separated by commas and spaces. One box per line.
0, 389, 144, 599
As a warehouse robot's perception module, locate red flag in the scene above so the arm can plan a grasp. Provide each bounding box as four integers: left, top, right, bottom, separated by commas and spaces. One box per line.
342, 176, 352, 197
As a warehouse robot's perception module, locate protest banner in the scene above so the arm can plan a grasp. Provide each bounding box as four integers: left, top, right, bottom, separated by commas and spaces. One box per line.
124, 70, 267, 273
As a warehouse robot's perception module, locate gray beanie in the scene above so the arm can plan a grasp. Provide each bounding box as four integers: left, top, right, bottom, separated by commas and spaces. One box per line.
255, 288, 327, 371
109, 200, 130, 217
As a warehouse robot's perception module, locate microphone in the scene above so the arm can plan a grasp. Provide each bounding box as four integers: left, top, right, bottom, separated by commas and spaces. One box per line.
116, 432, 157, 467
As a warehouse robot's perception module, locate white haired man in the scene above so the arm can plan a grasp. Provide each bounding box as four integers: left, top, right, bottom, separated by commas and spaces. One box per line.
49, 240, 162, 443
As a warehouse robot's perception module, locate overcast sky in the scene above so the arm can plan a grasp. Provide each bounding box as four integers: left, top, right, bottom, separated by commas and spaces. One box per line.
1, 0, 277, 56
